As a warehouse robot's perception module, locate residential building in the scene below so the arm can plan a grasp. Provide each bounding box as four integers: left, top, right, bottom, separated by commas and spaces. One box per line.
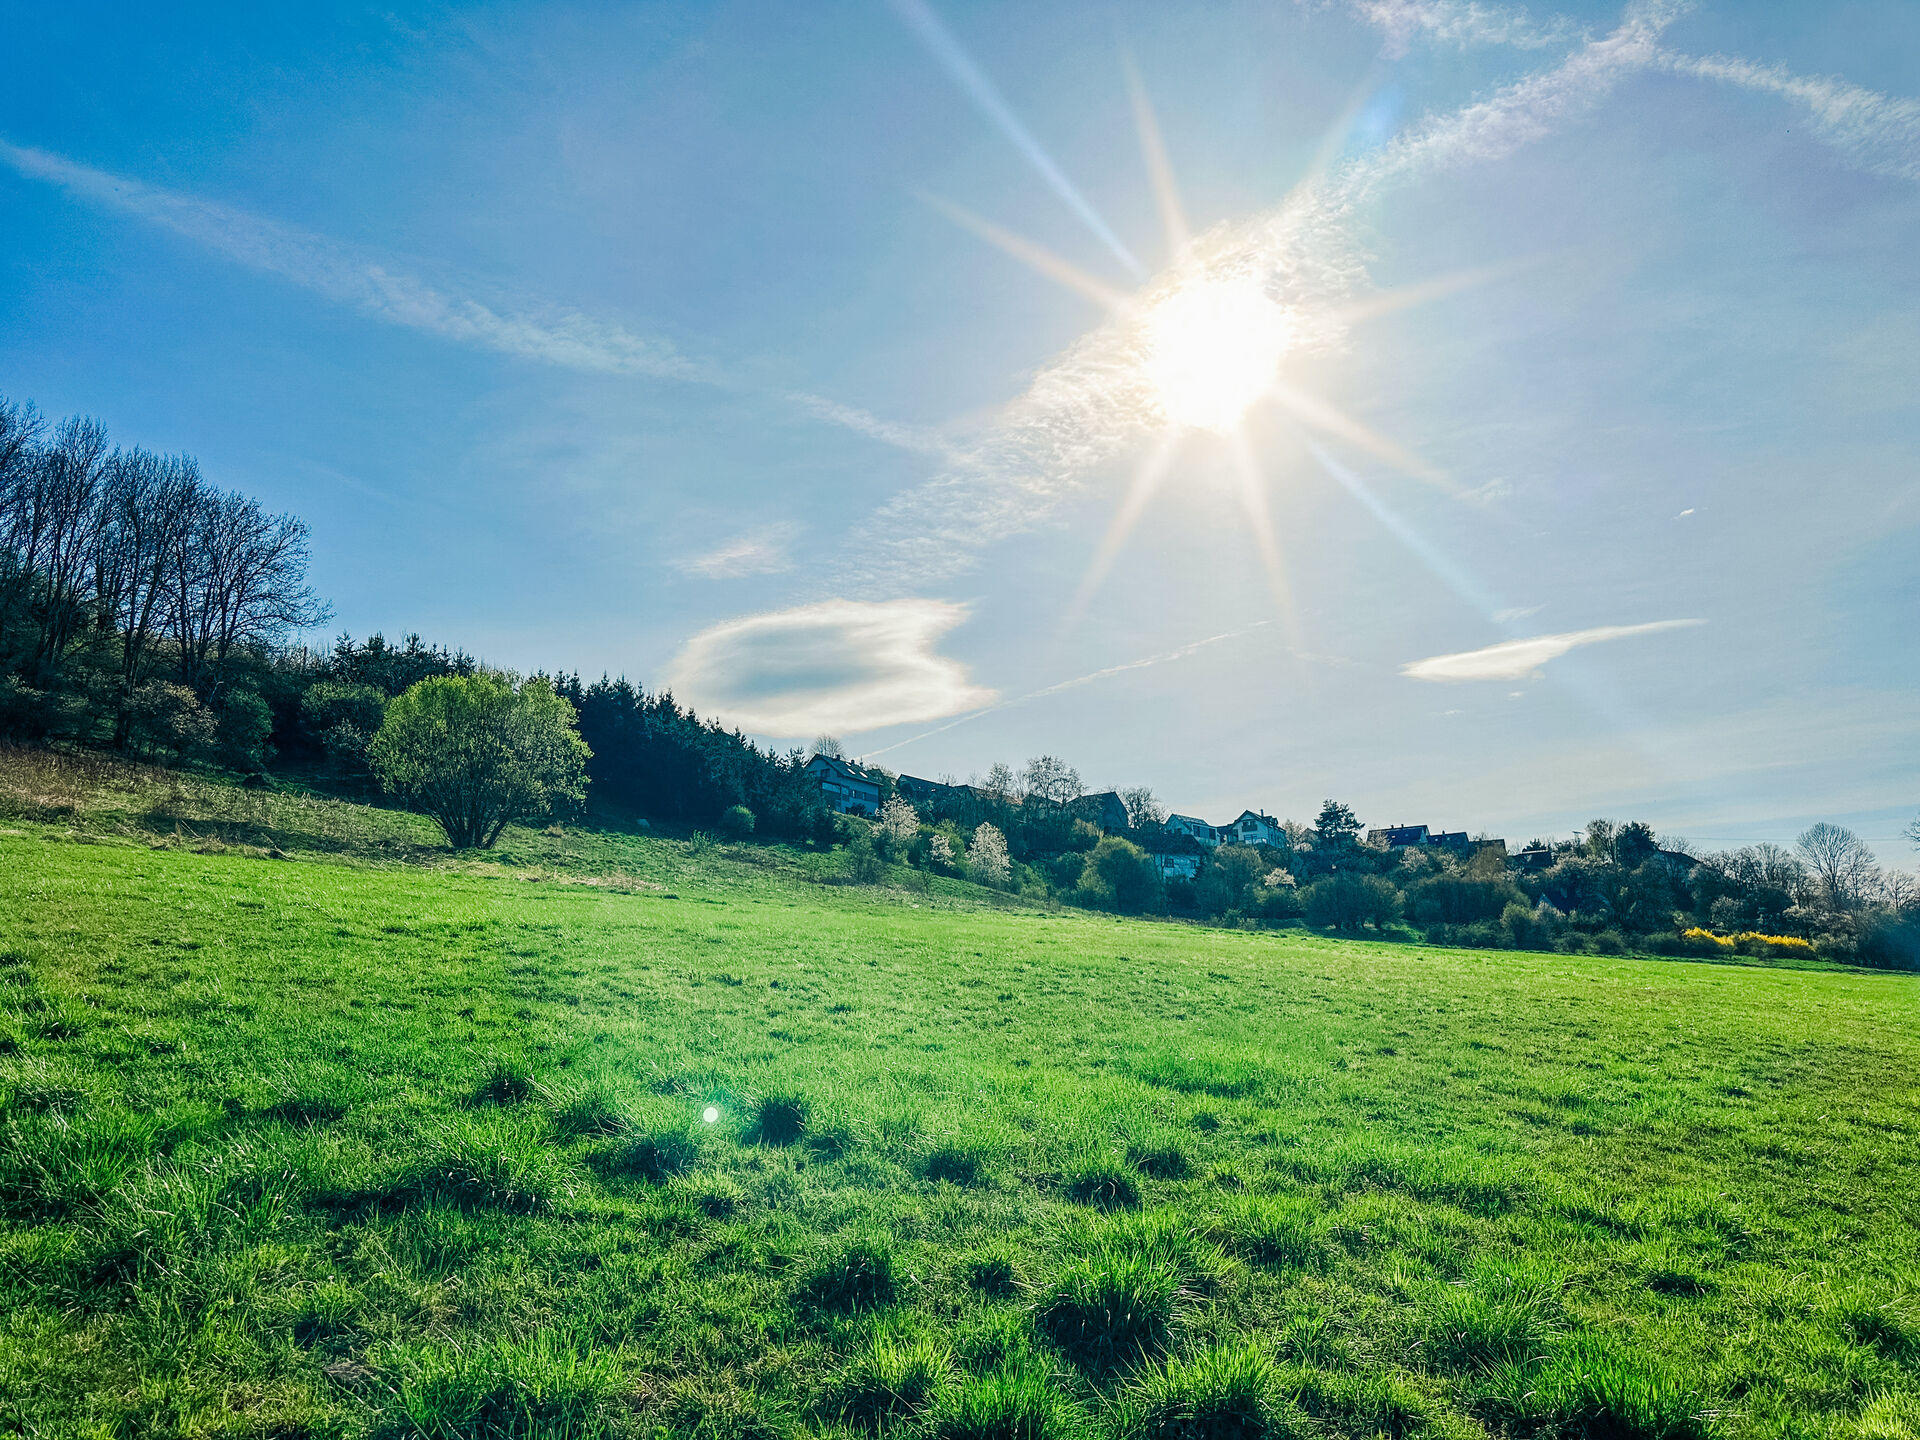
1164, 813, 1223, 848
1226, 809, 1285, 848
1073, 791, 1131, 834
805, 753, 882, 816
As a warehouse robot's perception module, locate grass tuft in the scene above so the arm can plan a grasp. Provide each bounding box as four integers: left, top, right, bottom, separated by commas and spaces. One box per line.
927, 1361, 1068, 1440
802, 1233, 899, 1313
1128, 1142, 1193, 1182
1119, 1341, 1289, 1440
1064, 1158, 1142, 1211
385, 1118, 577, 1213
588, 1126, 699, 1183
751, 1091, 810, 1146
1425, 1264, 1563, 1371
923, 1143, 988, 1187
469, 1058, 536, 1108
551, 1082, 635, 1139
823, 1334, 950, 1428
965, 1251, 1022, 1298
373, 1329, 623, 1440
1533, 1335, 1707, 1440
1035, 1248, 1177, 1372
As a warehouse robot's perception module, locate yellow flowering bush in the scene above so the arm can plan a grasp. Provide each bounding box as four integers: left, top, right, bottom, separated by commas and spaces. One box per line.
1682, 926, 1814, 955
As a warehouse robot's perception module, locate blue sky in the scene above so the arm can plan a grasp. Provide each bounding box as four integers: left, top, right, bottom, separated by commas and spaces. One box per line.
3, 0, 1917, 859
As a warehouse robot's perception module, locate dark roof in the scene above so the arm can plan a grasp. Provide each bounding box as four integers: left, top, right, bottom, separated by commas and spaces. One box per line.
807, 753, 878, 786
1372, 825, 1430, 846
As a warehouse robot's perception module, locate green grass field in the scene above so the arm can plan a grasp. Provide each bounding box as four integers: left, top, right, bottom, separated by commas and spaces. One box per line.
2, 761, 1918, 1439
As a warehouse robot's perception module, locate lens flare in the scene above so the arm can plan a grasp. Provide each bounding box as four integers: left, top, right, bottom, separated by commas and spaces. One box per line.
1142, 277, 1292, 434
702, 1105, 720, 1124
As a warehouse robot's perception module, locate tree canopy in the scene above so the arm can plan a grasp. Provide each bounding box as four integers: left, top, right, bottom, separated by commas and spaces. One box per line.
369, 674, 589, 848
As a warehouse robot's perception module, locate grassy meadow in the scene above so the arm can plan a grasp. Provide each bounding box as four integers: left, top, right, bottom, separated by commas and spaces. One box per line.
2, 756, 1918, 1439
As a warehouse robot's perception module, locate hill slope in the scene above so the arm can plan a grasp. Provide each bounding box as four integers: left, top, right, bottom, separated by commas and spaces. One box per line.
1, 789, 1917, 1439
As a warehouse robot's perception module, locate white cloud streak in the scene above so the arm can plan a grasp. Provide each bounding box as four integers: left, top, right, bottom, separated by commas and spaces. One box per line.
1400, 618, 1703, 682
1344, 0, 1585, 57
664, 598, 994, 738
0, 137, 939, 455
851, 0, 1920, 592
848, 2, 1686, 590
1654, 50, 1920, 182
677, 527, 797, 580
0, 138, 705, 382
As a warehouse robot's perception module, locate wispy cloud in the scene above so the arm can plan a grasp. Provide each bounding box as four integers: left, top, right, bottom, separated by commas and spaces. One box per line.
677, 526, 798, 580
849, 3, 1686, 590
0, 138, 706, 382
1344, 0, 1585, 57
863, 620, 1351, 757
0, 137, 938, 456
1654, 50, 1920, 183
1400, 618, 1702, 682
664, 598, 994, 738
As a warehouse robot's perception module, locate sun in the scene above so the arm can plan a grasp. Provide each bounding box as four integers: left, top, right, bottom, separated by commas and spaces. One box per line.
1141, 276, 1293, 434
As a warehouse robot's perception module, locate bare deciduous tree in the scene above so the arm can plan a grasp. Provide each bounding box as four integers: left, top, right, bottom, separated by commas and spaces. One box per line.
1021, 754, 1083, 809
1796, 822, 1879, 909
1117, 784, 1165, 829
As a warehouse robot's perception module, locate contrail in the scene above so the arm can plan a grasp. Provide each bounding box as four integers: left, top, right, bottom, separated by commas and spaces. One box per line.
888, 0, 1145, 279
0, 137, 938, 456
861, 621, 1275, 757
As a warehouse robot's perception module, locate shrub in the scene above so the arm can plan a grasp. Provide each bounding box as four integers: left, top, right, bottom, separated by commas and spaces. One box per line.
824, 1335, 950, 1428
1036, 1250, 1177, 1371
802, 1234, 899, 1313
927, 1362, 1066, 1440
368, 673, 590, 849
1079, 836, 1166, 915
845, 830, 886, 884
1119, 1342, 1286, 1440
1856, 914, 1920, 971
718, 804, 756, 840
1064, 1159, 1141, 1210
751, 1092, 809, 1146
1303, 874, 1402, 932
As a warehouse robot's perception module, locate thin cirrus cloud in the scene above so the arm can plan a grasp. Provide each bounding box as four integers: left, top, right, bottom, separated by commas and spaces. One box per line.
677, 527, 796, 580
845, 0, 1920, 591
664, 598, 996, 738
0, 138, 940, 456
1400, 618, 1703, 682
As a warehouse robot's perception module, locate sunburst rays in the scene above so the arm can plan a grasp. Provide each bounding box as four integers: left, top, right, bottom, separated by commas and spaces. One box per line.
914, 20, 1493, 638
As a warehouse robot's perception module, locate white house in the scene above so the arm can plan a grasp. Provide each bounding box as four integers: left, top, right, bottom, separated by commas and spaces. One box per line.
1164, 813, 1222, 848
1225, 810, 1286, 848
1151, 851, 1204, 880
805, 753, 881, 816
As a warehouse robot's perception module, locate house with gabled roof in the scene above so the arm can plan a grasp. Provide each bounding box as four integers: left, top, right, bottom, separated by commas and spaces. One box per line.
805, 753, 882, 816
1164, 813, 1223, 848
1226, 809, 1286, 848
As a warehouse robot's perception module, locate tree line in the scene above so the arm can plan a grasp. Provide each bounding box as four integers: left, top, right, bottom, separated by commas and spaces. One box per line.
830, 760, 1920, 971
5, 389, 1914, 968
0, 393, 839, 844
